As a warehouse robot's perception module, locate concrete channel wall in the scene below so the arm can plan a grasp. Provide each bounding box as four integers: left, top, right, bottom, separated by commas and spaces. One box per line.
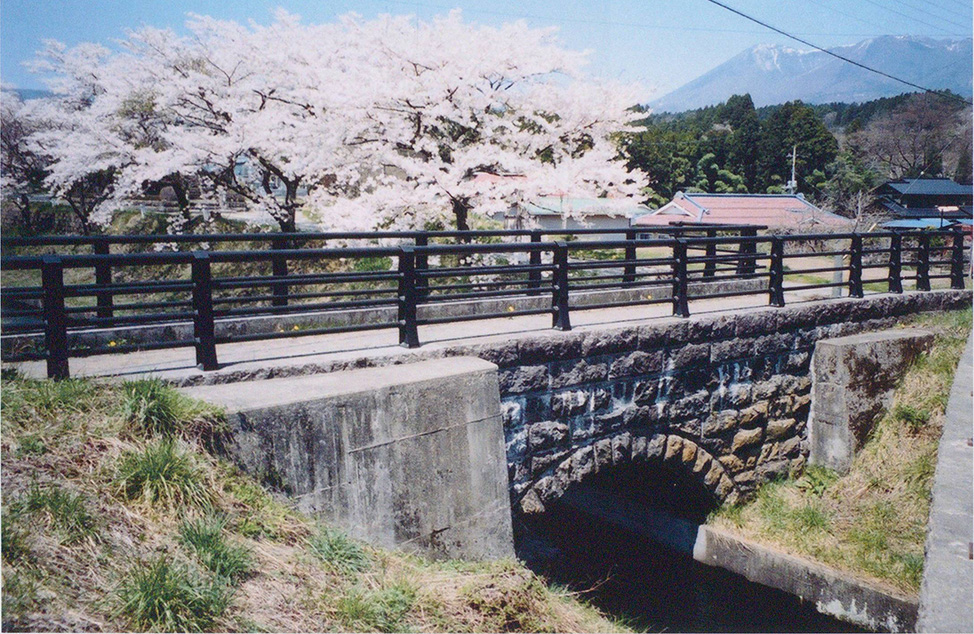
918, 333, 973, 633
182, 356, 514, 560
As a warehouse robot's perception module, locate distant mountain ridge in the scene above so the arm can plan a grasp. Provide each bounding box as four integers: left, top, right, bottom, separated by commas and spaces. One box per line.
651, 36, 973, 113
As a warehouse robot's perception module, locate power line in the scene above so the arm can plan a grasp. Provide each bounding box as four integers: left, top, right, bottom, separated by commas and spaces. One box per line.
703, 0, 973, 107
858, 0, 968, 32
377, 0, 966, 38
893, 0, 973, 23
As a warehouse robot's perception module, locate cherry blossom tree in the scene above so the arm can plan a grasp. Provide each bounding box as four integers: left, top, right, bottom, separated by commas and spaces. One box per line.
21, 10, 647, 233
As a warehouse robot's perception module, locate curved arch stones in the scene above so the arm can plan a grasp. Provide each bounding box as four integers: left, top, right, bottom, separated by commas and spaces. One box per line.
517, 432, 741, 515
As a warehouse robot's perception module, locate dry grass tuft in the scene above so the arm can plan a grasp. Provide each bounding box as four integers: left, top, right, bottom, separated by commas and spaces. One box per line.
1, 373, 629, 633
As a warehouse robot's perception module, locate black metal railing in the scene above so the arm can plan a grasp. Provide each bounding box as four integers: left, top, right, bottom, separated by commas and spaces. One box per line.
1, 228, 968, 379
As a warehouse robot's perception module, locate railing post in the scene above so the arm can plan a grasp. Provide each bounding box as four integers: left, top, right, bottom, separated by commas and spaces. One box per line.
93, 241, 113, 319
704, 228, 717, 279
888, 233, 903, 294
41, 256, 69, 380
191, 252, 219, 371
672, 239, 690, 318
528, 231, 543, 296
397, 246, 420, 348
271, 236, 289, 307
950, 229, 966, 290
848, 234, 864, 298
623, 228, 637, 284
552, 241, 571, 331
917, 233, 931, 291
414, 234, 429, 300
769, 237, 785, 307
735, 228, 758, 278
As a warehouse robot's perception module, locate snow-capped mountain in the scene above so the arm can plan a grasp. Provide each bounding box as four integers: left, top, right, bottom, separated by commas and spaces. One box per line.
650, 36, 973, 112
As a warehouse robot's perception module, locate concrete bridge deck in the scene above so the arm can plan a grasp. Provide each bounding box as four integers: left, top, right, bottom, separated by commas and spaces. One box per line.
7, 289, 844, 384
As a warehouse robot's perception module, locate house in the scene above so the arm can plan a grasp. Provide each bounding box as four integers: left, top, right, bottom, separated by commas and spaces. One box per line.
630, 192, 852, 230
873, 177, 973, 229
488, 196, 652, 233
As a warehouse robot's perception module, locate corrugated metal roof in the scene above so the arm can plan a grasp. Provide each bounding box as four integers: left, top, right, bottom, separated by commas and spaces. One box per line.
632, 192, 851, 228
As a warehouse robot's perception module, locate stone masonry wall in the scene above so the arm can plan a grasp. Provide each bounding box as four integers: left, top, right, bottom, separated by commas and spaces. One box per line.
468, 292, 972, 513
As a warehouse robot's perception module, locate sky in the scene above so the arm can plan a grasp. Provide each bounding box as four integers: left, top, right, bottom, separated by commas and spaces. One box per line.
2, 0, 972, 102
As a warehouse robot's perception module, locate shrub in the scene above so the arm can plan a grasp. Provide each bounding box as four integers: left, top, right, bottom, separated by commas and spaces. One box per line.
119, 379, 225, 440
113, 556, 229, 632
308, 525, 371, 575
179, 516, 252, 583
114, 440, 210, 510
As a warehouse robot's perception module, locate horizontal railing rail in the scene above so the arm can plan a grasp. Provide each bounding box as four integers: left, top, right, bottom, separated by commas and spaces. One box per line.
1, 228, 968, 379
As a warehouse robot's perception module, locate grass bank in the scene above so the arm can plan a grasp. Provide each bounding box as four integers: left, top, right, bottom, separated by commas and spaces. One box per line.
0, 371, 629, 633
709, 308, 972, 594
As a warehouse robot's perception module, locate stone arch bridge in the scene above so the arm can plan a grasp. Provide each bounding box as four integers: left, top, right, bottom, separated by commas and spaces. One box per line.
181, 290, 969, 560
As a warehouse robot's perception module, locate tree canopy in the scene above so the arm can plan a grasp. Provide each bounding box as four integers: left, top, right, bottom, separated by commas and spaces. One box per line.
14, 10, 646, 233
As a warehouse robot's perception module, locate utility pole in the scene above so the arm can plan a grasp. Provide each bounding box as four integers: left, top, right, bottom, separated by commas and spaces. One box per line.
786, 144, 798, 194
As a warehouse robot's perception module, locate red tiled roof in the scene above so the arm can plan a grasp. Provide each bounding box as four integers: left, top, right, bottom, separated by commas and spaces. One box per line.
632, 193, 852, 229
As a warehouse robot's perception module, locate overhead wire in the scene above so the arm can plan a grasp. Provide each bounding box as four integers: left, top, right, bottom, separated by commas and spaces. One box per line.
702, 0, 973, 107
857, 0, 969, 32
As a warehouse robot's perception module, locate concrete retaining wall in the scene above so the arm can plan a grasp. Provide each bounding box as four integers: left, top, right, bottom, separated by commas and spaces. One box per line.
181, 356, 514, 560
808, 329, 935, 473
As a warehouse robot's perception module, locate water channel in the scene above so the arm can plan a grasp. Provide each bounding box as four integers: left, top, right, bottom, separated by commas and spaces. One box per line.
515, 461, 868, 633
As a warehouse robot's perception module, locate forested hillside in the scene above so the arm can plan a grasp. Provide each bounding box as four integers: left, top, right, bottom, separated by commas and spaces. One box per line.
624, 91, 972, 215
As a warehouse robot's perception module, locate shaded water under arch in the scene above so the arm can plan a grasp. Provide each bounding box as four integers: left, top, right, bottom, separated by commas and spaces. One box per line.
515, 460, 867, 633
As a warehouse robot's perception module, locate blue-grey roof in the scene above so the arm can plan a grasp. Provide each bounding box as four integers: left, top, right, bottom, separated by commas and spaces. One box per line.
882, 178, 973, 197
882, 219, 962, 229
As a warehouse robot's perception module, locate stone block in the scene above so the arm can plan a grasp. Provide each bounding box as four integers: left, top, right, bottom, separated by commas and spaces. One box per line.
528, 421, 570, 452
608, 350, 664, 379
551, 390, 589, 418
664, 435, 684, 463
711, 338, 753, 364
517, 334, 582, 365
612, 433, 632, 464
499, 365, 549, 394
581, 329, 637, 357
633, 379, 661, 406
571, 446, 595, 482
739, 402, 769, 426
703, 410, 740, 436
766, 418, 797, 441
732, 427, 764, 453
646, 434, 667, 459
670, 343, 711, 369
549, 359, 608, 390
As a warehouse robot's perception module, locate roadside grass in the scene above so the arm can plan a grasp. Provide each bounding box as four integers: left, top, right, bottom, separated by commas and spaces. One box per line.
0, 372, 630, 633
709, 308, 971, 594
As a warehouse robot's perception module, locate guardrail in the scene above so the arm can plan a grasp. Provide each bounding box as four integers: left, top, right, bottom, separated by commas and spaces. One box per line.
1, 228, 967, 379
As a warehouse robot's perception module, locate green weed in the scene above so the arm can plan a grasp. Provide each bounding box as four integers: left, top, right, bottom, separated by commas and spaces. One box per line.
308, 525, 371, 575
15, 434, 47, 457
337, 583, 415, 633
114, 440, 210, 510
796, 465, 839, 497
112, 556, 230, 632
179, 516, 252, 583
13, 483, 97, 543
1, 514, 30, 563
2, 569, 38, 628
893, 403, 931, 433
789, 503, 830, 534
119, 379, 225, 440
